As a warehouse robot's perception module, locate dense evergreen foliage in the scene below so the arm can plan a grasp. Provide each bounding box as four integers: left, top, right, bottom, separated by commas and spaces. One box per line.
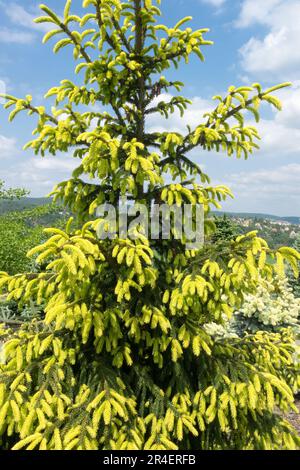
211, 216, 242, 243
0, 0, 300, 451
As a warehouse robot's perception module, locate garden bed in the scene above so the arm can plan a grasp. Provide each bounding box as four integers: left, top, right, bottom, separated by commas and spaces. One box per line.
286, 399, 300, 433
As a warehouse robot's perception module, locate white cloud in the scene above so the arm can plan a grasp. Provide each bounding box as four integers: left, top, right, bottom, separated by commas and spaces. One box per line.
0, 28, 34, 44
0, 126, 78, 196
271, 81, 300, 128
0, 154, 79, 197
242, 82, 300, 156
2, 2, 52, 33
0, 1, 53, 44
254, 119, 300, 157
236, 0, 282, 28
237, 0, 300, 81
229, 164, 300, 191
220, 163, 300, 215
0, 135, 18, 158
32, 157, 78, 172
147, 94, 212, 134
1, 166, 57, 196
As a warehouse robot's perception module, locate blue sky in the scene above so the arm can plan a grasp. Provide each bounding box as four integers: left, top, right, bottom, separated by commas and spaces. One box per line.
0, 0, 300, 216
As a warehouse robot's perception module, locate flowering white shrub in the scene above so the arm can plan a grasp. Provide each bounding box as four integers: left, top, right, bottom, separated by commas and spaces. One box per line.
239, 277, 300, 328
204, 321, 238, 339
204, 277, 300, 339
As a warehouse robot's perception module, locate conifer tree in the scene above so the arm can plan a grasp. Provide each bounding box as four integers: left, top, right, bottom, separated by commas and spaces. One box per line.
0, 0, 300, 450
211, 215, 242, 243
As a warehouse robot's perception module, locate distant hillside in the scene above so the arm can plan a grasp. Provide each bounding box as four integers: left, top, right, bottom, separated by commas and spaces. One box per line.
0, 197, 51, 215
1, 199, 299, 225
214, 211, 300, 225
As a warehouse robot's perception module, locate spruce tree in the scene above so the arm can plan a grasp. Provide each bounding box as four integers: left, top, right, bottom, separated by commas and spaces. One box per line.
211, 215, 242, 243
0, 0, 300, 450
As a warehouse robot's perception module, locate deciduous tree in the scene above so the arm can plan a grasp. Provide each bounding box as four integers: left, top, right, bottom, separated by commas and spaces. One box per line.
0, 180, 28, 200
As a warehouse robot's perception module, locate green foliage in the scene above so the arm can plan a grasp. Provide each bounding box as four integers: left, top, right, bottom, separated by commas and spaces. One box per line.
0, 197, 52, 215
0, 0, 299, 451
293, 236, 300, 253
211, 215, 242, 243
289, 235, 300, 297
0, 204, 68, 275
0, 181, 28, 201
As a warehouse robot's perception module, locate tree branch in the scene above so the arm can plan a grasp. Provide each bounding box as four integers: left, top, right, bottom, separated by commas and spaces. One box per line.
25, 103, 58, 125
111, 16, 133, 53
177, 96, 258, 156
58, 23, 92, 63
95, 0, 117, 50
134, 0, 146, 142
159, 154, 206, 178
